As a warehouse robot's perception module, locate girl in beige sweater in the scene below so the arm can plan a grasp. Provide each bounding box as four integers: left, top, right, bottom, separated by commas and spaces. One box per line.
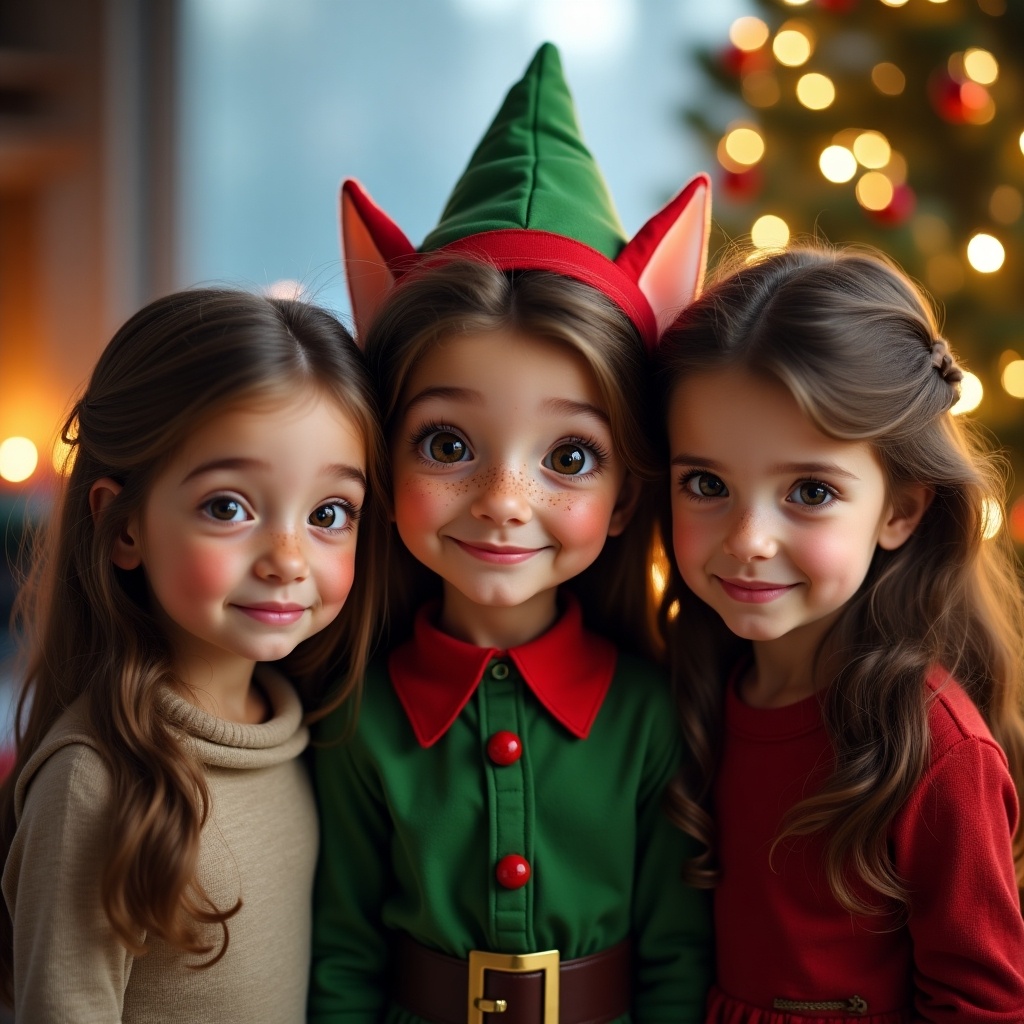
0, 289, 386, 1022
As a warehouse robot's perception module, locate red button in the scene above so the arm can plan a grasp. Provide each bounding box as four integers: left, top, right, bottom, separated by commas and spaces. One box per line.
496, 854, 531, 890
487, 731, 522, 766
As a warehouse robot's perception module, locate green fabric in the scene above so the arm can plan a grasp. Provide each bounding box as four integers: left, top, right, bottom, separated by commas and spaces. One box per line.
419, 43, 627, 259
310, 650, 712, 1023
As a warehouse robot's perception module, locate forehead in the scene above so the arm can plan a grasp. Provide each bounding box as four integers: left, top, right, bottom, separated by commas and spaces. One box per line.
668, 366, 882, 469
401, 328, 605, 407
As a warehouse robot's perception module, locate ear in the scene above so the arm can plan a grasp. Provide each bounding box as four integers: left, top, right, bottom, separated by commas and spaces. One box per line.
615, 173, 711, 341
607, 473, 643, 538
89, 478, 142, 570
877, 483, 933, 551
340, 179, 415, 346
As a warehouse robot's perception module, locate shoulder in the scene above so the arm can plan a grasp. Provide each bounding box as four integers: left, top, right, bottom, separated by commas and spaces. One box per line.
924, 669, 1005, 768
313, 655, 397, 749
14, 701, 111, 825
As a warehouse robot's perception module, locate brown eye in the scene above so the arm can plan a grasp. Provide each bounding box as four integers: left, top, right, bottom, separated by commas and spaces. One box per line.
205, 497, 245, 521
685, 473, 727, 498
547, 442, 589, 476
426, 430, 468, 464
309, 503, 350, 530
792, 481, 833, 507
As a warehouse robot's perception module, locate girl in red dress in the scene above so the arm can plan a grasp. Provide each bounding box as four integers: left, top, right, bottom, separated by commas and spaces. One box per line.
658, 245, 1024, 1023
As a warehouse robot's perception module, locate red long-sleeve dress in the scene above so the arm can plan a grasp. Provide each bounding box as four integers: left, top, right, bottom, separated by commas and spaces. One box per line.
706, 669, 1024, 1023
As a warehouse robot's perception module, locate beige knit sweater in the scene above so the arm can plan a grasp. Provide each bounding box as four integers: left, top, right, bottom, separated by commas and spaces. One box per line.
3, 667, 318, 1023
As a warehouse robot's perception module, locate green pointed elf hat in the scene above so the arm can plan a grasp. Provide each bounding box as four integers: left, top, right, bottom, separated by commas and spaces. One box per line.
341, 43, 710, 348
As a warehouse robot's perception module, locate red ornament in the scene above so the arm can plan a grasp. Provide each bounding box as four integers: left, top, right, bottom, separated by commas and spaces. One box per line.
869, 183, 916, 227
816, 0, 858, 11
721, 167, 763, 203
928, 70, 966, 124
718, 44, 769, 78
496, 854, 531, 890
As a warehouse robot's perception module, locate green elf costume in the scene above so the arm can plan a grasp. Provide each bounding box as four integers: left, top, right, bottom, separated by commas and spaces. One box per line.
311, 43, 712, 1024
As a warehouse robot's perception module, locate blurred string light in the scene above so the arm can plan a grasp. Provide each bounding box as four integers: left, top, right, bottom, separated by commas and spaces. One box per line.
0, 437, 38, 483
730, 16, 769, 51
963, 48, 998, 85
951, 372, 983, 415
796, 73, 834, 110
852, 131, 890, 169
820, 145, 856, 183
872, 62, 905, 96
879, 0, 909, 7
1018, 131, 1024, 157
1001, 359, 1024, 398
751, 214, 790, 250
773, 22, 813, 67
967, 233, 1005, 272
856, 171, 894, 211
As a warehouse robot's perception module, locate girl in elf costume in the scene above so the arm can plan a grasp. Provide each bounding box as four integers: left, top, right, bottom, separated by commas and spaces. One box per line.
311, 44, 712, 1024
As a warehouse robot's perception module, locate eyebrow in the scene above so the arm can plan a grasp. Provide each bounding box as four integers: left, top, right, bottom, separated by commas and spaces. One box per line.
670, 453, 859, 481
403, 388, 609, 424
182, 457, 367, 488
402, 385, 481, 414
541, 397, 610, 424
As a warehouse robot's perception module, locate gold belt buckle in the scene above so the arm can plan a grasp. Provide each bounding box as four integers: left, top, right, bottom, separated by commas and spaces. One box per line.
467, 948, 560, 1024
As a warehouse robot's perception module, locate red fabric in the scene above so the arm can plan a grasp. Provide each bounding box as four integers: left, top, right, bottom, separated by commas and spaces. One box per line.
413, 230, 658, 348
710, 668, 1024, 1023
388, 595, 617, 748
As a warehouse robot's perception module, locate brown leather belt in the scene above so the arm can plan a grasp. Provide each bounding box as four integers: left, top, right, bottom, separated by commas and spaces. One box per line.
393, 933, 631, 1024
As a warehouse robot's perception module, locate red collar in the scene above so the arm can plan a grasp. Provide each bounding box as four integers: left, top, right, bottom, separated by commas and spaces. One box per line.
388, 597, 617, 748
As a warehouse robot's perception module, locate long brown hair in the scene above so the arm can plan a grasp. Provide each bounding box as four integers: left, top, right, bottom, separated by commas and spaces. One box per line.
658, 245, 1024, 914
364, 257, 663, 659
0, 288, 387, 994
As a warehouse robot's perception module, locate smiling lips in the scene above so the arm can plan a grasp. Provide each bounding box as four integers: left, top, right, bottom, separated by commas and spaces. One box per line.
716, 577, 797, 604
452, 539, 545, 564
234, 603, 307, 625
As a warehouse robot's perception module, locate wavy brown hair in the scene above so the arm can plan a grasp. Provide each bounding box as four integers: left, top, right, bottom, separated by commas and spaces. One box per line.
657, 245, 1024, 914
0, 288, 387, 997
363, 258, 663, 660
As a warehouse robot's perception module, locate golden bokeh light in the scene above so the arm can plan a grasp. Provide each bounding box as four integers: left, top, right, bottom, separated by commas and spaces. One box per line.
0, 436, 39, 484
966, 233, 1005, 273
951, 371, 982, 415
855, 171, 894, 211
819, 145, 857, 183
773, 25, 813, 67
724, 127, 766, 166
871, 62, 905, 96
964, 48, 998, 85
990, 185, 1023, 225
751, 214, 790, 250
730, 16, 770, 52
52, 437, 76, 476
852, 131, 891, 169
1001, 360, 1024, 399
796, 73, 834, 110
879, 0, 909, 7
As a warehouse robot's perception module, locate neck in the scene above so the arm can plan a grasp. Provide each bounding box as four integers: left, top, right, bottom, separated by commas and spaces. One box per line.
438, 585, 559, 649
172, 653, 267, 724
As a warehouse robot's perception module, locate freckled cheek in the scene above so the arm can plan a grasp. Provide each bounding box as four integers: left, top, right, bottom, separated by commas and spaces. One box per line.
550, 494, 617, 552
793, 531, 868, 594
392, 476, 461, 536
671, 511, 714, 579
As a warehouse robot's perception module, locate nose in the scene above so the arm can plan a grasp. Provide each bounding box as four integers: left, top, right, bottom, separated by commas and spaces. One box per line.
470, 467, 533, 527
723, 507, 778, 562
255, 530, 310, 583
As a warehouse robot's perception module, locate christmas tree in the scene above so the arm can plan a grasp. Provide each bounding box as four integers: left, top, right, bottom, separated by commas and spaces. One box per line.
684, 0, 1024, 540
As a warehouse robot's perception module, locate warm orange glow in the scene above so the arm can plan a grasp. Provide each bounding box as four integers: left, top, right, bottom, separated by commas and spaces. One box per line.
872, 63, 905, 96
796, 73, 834, 110
730, 16, 769, 52
0, 437, 39, 483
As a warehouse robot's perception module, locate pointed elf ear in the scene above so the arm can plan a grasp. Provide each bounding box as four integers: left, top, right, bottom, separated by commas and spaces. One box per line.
340, 179, 415, 346
616, 173, 711, 342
